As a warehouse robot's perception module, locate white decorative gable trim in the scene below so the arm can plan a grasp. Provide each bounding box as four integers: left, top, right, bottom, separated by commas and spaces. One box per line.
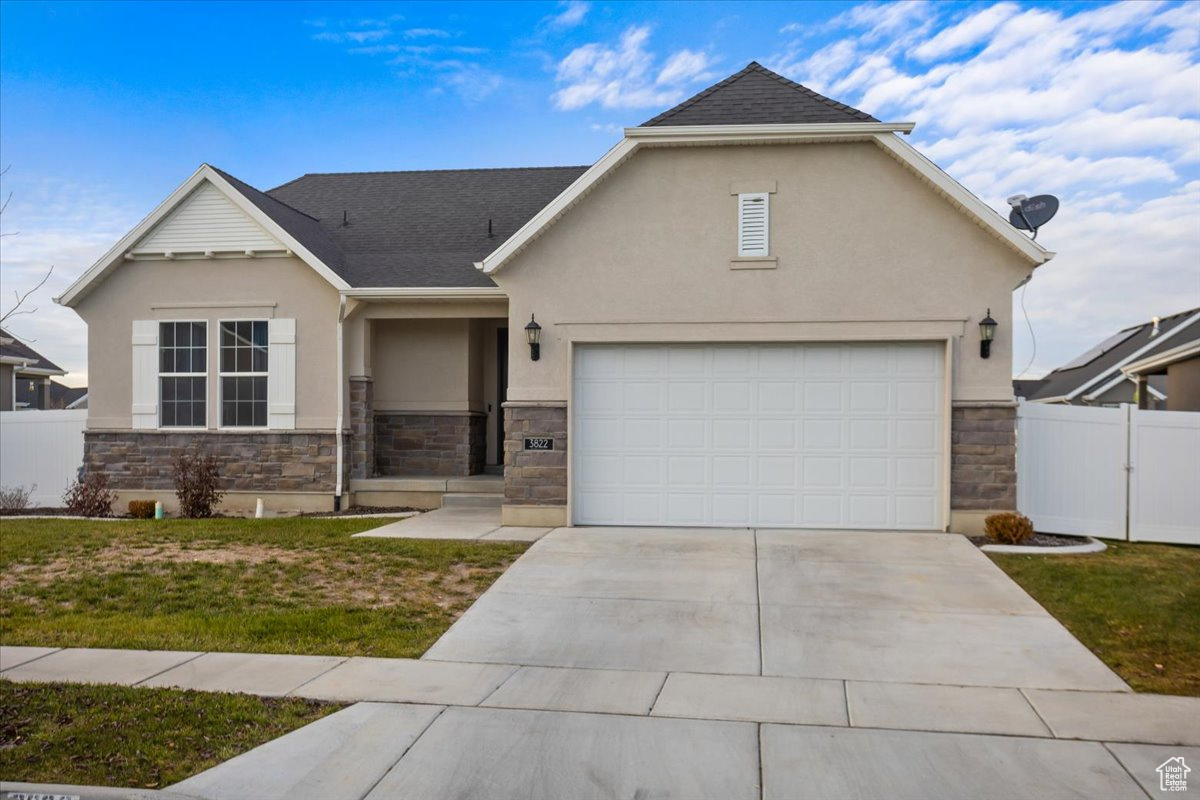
475, 123, 1053, 275
55, 164, 349, 308
134, 181, 284, 256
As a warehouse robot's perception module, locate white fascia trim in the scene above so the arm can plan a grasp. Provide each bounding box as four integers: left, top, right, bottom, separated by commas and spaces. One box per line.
341, 287, 507, 300
870, 134, 1053, 266
1029, 395, 1071, 404
1121, 340, 1200, 376
623, 122, 916, 140
15, 366, 65, 377
0, 356, 34, 365
1076, 311, 1200, 401
55, 164, 350, 308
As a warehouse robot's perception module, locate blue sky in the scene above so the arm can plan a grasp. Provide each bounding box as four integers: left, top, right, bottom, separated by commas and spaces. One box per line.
2, 0, 1198, 387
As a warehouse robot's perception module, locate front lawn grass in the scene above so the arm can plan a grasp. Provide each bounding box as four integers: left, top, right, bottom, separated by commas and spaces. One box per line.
0, 518, 527, 658
989, 541, 1200, 696
0, 680, 340, 788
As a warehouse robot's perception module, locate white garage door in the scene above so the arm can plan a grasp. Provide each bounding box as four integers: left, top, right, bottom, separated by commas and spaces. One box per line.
572, 342, 945, 529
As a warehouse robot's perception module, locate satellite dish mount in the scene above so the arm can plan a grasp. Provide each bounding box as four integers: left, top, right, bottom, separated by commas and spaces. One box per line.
1006, 194, 1059, 240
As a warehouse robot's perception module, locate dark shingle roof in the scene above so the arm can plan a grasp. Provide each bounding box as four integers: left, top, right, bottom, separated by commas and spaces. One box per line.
262, 167, 588, 288
49, 380, 87, 408
642, 61, 877, 127
202, 63, 873, 289
1025, 308, 1200, 401
212, 167, 348, 276
0, 328, 65, 373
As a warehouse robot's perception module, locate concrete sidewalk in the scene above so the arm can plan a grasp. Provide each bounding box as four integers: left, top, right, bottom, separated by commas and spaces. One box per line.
3, 644, 1198, 747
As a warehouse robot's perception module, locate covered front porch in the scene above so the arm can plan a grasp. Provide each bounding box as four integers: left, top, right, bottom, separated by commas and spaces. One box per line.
342, 292, 508, 507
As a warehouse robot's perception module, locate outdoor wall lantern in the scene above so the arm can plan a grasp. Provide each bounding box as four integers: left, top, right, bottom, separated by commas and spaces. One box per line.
525, 314, 542, 361
979, 309, 998, 359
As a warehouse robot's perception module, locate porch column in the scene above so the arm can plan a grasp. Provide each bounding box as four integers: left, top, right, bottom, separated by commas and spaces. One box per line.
349, 376, 374, 479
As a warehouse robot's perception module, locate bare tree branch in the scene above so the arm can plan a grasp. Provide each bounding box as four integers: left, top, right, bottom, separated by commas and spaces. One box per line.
1, 264, 54, 327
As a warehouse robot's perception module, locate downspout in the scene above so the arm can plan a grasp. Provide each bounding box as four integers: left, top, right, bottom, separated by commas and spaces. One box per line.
334, 296, 347, 510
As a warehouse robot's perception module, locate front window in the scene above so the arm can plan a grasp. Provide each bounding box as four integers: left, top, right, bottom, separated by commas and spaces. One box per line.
159, 321, 207, 427
220, 320, 268, 427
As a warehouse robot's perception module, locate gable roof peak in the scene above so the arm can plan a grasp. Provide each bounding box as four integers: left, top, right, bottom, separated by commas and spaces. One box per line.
640, 61, 878, 127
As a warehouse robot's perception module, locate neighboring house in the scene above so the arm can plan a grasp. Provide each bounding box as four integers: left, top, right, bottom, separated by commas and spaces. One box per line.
1022, 308, 1200, 409
1122, 339, 1200, 411
49, 381, 88, 410
0, 329, 68, 411
55, 62, 1053, 532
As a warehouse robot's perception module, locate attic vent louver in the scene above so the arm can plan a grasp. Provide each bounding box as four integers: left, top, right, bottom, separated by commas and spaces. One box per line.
738, 193, 769, 257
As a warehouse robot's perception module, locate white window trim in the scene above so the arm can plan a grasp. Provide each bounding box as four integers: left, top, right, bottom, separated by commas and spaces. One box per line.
737, 192, 770, 257
217, 318, 270, 431
157, 319, 209, 430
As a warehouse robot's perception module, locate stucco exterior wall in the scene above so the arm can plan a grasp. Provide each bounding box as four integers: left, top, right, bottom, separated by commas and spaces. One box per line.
1167, 357, 1200, 411
492, 141, 1032, 405
74, 256, 341, 430
372, 318, 471, 412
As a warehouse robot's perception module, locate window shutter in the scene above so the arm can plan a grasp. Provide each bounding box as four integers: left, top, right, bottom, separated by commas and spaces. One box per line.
131, 320, 159, 429
738, 192, 769, 257
267, 318, 296, 430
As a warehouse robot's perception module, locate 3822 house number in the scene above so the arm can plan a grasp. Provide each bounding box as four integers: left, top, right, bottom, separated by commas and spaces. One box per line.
524, 437, 554, 451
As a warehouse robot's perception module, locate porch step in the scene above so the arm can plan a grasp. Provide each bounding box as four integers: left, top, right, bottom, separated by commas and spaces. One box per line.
441, 493, 503, 508
349, 475, 503, 494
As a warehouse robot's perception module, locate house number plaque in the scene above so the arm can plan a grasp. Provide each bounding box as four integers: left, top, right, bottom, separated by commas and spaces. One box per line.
524, 437, 554, 451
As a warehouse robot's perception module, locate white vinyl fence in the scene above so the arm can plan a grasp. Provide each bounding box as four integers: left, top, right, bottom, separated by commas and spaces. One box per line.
1017, 402, 1200, 544
0, 409, 87, 507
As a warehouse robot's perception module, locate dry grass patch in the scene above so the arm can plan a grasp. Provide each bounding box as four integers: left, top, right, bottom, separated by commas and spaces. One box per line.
0, 518, 527, 658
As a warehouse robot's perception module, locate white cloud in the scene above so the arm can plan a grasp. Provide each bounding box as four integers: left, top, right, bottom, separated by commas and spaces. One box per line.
912, 3, 1020, 61
313, 28, 390, 44
768, 0, 1200, 377
553, 26, 716, 111
656, 50, 715, 86
545, 1, 590, 32
403, 28, 452, 39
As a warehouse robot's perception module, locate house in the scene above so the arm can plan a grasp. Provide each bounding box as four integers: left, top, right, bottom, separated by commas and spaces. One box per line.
55, 62, 1053, 533
1122, 339, 1200, 411
0, 328, 68, 410
1022, 307, 1200, 409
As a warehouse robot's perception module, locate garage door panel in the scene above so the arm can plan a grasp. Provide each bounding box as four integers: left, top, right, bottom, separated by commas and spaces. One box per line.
573, 343, 944, 529
713, 456, 751, 486
802, 382, 843, 411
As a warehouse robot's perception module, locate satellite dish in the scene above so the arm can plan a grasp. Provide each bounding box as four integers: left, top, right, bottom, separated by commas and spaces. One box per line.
1007, 194, 1059, 238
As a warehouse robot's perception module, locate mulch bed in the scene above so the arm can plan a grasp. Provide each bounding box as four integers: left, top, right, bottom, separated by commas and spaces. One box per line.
300, 505, 422, 517
970, 532, 1092, 548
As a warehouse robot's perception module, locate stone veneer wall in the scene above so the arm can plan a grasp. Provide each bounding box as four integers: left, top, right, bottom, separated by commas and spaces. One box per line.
374, 413, 486, 477
950, 405, 1016, 512
84, 431, 340, 493
349, 377, 374, 479
504, 404, 567, 507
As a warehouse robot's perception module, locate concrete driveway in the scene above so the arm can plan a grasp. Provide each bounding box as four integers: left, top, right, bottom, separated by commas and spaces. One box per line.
164, 526, 1193, 800
424, 527, 1126, 690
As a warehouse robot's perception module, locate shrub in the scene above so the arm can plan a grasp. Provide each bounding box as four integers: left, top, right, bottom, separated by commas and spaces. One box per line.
127, 499, 157, 519
63, 473, 117, 517
985, 512, 1035, 545
173, 450, 225, 518
0, 484, 35, 511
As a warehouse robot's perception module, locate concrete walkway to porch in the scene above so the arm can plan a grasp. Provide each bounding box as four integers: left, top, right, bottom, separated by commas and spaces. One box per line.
354, 506, 550, 542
